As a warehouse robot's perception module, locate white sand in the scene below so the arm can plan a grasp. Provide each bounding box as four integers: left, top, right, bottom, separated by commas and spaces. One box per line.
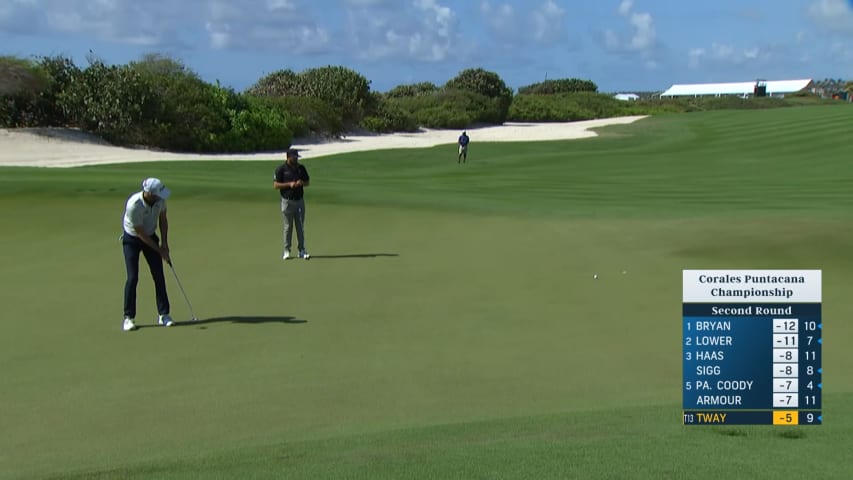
0, 116, 647, 168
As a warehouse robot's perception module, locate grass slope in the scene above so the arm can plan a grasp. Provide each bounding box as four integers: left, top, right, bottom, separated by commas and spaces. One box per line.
1, 105, 852, 479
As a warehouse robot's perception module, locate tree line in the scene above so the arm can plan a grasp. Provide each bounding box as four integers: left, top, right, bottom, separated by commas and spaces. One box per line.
1, 53, 845, 153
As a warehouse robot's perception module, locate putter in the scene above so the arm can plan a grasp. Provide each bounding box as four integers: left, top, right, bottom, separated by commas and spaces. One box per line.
167, 259, 198, 321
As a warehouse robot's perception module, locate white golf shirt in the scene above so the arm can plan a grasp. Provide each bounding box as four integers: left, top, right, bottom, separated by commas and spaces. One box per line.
123, 192, 166, 236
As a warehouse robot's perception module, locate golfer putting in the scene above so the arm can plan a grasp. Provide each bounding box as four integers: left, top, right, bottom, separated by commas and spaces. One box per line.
120, 177, 174, 331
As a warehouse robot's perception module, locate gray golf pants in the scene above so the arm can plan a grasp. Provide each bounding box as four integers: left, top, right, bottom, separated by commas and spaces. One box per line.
281, 197, 306, 252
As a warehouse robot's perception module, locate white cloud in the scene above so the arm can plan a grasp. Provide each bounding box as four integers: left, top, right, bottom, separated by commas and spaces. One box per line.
627, 11, 655, 50
481, 0, 566, 45
480, 2, 519, 42
688, 48, 705, 69
743, 47, 759, 59
0, 0, 330, 53
344, 0, 459, 62
204, 0, 329, 52
829, 40, 853, 62
603, 0, 657, 54
687, 42, 780, 70
266, 0, 296, 10
807, 0, 853, 34
342, 0, 391, 5
0, 0, 43, 35
531, 0, 566, 43
416, 0, 454, 42
711, 43, 735, 60
0, 0, 189, 47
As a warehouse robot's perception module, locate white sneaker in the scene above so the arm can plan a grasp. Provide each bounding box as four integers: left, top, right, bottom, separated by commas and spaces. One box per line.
299, 249, 310, 260
282, 250, 292, 260
123, 317, 137, 331
158, 314, 174, 327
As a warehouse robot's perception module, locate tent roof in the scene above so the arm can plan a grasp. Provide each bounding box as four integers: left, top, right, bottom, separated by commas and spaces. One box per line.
661, 79, 813, 97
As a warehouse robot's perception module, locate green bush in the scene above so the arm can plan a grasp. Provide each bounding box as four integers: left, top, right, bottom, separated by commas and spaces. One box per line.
298, 66, 372, 127
130, 53, 193, 79
128, 56, 290, 153
390, 88, 504, 128
34, 55, 83, 126
508, 92, 802, 122
385, 82, 439, 98
138, 81, 291, 153
246, 69, 303, 97
55, 60, 156, 145
0, 94, 25, 127
414, 106, 474, 129
517, 78, 598, 94
570, 92, 629, 117
507, 94, 567, 122
0, 56, 44, 126
445, 68, 510, 98
248, 95, 309, 138
259, 95, 343, 138
636, 96, 790, 114
436, 88, 506, 124
0, 56, 48, 96
11, 55, 428, 134
508, 92, 631, 122
444, 68, 513, 124
249, 65, 371, 131
0, 55, 75, 127
627, 98, 689, 115
126, 55, 240, 151
218, 94, 292, 152
360, 95, 419, 133
137, 73, 231, 152
6, 51, 840, 144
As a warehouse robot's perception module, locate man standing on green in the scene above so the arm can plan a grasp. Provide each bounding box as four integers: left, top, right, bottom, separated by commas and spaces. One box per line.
274, 148, 311, 260
457, 130, 470, 163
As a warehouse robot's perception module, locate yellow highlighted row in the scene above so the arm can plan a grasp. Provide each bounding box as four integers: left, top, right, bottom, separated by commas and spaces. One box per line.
773, 410, 798, 425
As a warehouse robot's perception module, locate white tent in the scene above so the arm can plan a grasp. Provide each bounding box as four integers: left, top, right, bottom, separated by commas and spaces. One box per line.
660, 79, 813, 98
614, 93, 640, 101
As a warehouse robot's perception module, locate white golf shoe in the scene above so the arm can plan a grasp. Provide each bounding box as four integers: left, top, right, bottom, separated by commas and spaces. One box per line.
299, 249, 310, 260
158, 314, 174, 327
122, 317, 137, 331
282, 250, 292, 260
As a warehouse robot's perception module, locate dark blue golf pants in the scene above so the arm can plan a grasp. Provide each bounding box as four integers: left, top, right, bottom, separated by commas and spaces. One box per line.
122, 232, 169, 319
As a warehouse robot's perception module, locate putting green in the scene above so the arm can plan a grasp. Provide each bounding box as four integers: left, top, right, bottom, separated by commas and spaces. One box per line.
1, 105, 852, 479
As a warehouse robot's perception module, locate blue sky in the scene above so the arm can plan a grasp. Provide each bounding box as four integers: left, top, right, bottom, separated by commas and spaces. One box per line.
1, 0, 851, 93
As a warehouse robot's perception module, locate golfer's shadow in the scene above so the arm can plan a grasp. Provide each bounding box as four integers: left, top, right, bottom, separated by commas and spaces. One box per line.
177, 316, 307, 326
308, 253, 399, 259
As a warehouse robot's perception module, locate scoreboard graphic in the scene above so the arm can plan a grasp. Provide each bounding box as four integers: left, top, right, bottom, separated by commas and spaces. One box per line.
682, 270, 822, 425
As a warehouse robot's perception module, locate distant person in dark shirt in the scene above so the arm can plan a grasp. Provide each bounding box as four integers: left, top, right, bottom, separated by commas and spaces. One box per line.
273, 148, 311, 260
458, 131, 470, 163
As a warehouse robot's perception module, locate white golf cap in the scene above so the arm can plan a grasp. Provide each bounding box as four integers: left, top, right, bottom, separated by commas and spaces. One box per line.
142, 177, 171, 199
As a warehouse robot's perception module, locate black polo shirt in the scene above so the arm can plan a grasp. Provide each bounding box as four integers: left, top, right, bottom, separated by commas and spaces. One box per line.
274, 162, 310, 200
